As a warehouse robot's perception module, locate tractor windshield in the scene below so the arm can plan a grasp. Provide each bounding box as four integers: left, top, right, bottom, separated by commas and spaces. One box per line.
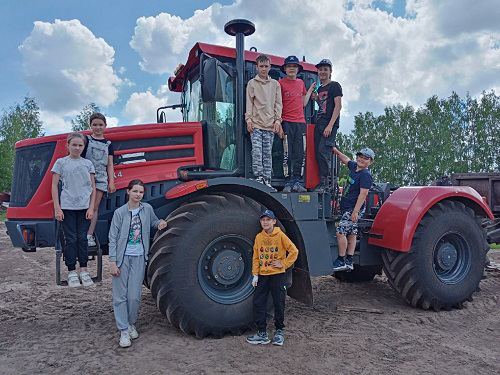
182, 63, 236, 170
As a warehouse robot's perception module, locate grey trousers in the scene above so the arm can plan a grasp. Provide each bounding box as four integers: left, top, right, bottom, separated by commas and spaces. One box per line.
251, 128, 274, 179
112, 255, 146, 331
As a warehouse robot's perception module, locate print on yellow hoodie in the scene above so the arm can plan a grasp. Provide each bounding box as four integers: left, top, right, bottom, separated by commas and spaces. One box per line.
252, 227, 299, 276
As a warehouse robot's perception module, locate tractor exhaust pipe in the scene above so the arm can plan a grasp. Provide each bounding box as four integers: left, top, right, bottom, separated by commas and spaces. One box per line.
224, 19, 255, 177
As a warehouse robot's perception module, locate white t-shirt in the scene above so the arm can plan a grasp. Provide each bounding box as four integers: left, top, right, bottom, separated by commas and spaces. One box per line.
51, 156, 95, 210
124, 208, 144, 256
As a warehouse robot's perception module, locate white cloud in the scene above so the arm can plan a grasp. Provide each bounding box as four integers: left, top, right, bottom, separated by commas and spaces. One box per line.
107, 116, 119, 128
39, 111, 72, 135
123, 85, 182, 124
129, 0, 500, 130
19, 19, 122, 114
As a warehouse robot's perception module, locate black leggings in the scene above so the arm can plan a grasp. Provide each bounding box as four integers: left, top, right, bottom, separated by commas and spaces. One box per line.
62, 209, 90, 271
253, 273, 287, 332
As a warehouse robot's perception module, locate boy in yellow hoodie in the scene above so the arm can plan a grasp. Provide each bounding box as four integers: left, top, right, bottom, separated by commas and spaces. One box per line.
246, 209, 298, 346
245, 54, 282, 188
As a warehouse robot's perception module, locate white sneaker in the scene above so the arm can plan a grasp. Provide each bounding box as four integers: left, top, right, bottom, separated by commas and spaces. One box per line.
119, 331, 132, 348
79, 271, 95, 287
87, 234, 96, 247
128, 324, 139, 339
68, 271, 81, 287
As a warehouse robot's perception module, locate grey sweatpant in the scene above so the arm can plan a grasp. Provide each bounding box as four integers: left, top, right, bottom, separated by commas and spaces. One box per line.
251, 128, 274, 179
112, 255, 146, 331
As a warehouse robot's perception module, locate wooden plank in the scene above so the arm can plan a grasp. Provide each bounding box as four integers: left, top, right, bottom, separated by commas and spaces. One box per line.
336, 305, 384, 314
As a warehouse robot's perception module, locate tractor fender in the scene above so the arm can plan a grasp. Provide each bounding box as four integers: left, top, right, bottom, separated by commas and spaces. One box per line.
368, 186, 494, 252
165, 177, 297, 220
164, 177, 314, 305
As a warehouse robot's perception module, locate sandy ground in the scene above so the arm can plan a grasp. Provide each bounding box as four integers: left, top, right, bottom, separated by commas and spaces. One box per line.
0, 222, 499, 375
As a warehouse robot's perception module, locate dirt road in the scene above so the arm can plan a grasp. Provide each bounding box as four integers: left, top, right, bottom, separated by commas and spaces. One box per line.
1, 222, 499, 375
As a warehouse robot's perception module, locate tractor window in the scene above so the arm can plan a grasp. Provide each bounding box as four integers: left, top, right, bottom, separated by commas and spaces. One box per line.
184, 78, 203, 122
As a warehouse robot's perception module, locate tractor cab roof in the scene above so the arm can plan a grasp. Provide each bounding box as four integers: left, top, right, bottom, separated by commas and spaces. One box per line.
168, 42, 318, 92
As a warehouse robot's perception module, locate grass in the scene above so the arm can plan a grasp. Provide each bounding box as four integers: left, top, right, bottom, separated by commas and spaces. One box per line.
490, 243, 500, 250
0, 209, 6, 221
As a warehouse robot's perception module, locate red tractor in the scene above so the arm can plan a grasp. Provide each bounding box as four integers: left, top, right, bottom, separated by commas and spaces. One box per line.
6, 19, 494, 338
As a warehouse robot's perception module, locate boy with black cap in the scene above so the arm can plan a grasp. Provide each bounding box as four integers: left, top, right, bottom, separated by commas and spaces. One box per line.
332, 147, 374, 271
314, 59, 343, 193
246, 209, 299, 346
279, 55, 316, 193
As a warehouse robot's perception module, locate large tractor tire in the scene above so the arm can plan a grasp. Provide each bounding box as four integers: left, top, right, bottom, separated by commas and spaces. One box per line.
147, 193, 262, 338
334, 265, 383, 282
382, 200, 488, 311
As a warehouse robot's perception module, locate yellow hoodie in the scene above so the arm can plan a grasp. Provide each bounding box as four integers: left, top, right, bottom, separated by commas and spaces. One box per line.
245, 75, 282, 131
252, 227, 298, 276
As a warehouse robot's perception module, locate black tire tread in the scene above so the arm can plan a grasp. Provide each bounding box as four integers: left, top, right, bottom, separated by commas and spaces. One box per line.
382, 200, 489, 311
148, 193, 261, 338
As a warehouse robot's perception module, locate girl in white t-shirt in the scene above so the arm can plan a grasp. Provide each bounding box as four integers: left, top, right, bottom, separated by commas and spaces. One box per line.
108, 179, 167, 348
51, 132, 96, 287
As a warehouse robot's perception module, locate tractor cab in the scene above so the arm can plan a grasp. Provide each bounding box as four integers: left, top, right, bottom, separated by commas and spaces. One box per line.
161, 40, 320, 188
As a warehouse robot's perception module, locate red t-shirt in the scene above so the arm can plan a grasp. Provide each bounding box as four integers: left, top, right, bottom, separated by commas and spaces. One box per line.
279, 77, 307, 123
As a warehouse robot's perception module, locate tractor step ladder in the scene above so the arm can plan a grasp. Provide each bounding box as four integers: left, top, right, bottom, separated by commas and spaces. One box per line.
55, 220, 102, 286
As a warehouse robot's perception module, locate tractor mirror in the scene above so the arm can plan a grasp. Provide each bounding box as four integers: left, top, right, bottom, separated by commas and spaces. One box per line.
202, 58, 234, 103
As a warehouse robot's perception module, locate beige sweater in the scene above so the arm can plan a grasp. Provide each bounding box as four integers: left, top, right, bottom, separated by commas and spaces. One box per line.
245, 75, 282, 131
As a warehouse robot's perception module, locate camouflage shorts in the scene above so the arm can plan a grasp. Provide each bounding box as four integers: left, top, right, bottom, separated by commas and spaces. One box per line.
336, 209, 364, 236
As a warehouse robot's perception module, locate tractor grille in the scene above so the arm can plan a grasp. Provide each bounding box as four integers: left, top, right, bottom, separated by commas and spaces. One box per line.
10, 142, 56, 207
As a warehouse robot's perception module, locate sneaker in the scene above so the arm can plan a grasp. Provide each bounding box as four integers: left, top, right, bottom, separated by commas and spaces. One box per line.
273, 329, 284, 346
128, 324, 139, 339
282, 182, 293, 193
264, 178, 276, 191
119, 331, 132, 348
68, 271, 81, 287
79, 271, 95, 287
87, 234, 96, 247
314, 179, 327, 193
332, 258, 348, 272
246, 331, 271, 345
345, 257, 354, 271
255, 176, 265, 184
292, 181, 307, 193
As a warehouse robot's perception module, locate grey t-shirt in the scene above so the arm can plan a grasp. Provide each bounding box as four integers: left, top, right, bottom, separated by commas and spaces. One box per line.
51, 156, 95, 210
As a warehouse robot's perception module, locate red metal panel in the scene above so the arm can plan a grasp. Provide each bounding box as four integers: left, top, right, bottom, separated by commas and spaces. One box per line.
169, 42, 319, 92
165, 180, 207, 199
8, 122, 204, 219
305, 123, 319, 189
368, 186, 494, 252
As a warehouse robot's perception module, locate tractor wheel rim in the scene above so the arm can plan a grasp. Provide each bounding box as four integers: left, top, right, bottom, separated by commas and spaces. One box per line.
433, 231, 471, 285
198, 234, 254, 304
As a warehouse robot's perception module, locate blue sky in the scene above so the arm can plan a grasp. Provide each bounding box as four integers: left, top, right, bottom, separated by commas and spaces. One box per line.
1, 0, 499, 134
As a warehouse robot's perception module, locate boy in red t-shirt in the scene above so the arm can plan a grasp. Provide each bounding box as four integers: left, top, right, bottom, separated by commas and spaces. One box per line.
279, 55, 316, 193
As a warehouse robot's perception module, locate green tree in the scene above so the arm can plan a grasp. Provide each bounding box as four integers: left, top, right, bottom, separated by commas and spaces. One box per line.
71, 102, 100, 131
0, 96, 44, 191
